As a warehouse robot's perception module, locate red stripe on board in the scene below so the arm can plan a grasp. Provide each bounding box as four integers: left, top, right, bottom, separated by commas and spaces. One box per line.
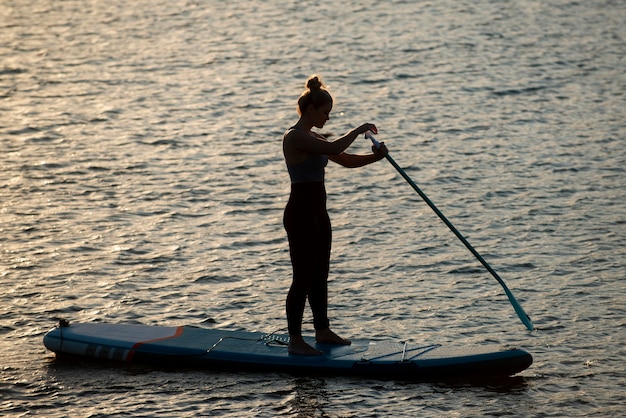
126, 326, 184, 363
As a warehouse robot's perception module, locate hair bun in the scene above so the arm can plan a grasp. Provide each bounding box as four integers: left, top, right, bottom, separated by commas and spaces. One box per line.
296, 74, 333, 116
306, 75, 324, 91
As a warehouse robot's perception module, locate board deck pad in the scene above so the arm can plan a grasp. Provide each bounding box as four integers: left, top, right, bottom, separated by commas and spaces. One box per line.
43, 322, 532, 380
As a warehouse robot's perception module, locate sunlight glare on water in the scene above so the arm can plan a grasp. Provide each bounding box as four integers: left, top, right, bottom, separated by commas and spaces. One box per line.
1, 0, 625, 416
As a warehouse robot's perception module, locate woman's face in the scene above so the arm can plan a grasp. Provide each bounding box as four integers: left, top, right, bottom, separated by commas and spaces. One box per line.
311, 102, 332, 129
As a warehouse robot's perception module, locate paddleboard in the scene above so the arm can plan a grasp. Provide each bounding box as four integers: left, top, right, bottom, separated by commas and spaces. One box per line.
43, 321, 532, 380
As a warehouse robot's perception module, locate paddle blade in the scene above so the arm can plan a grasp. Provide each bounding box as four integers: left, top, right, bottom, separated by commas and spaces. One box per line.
503, 286, 535, 331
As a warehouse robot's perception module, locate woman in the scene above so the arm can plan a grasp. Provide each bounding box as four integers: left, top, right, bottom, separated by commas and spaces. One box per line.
283, 75, 388, 356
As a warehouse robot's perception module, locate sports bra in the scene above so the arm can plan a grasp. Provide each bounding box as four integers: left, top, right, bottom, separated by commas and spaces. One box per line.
286, 153, 328, 183
285, 127, 329, 183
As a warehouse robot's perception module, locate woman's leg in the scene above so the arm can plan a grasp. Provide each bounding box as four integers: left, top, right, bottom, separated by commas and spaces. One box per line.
285, 218, 325, 355
308, 213, 331, 332
284, 211, 322, 337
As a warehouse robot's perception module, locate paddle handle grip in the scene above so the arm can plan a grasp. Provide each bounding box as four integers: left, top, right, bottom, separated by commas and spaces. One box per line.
365, 131, 381, 149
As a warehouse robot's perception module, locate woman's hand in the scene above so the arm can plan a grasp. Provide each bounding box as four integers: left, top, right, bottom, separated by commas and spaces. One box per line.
356, 123, 377, 135
372, 141, 388, 158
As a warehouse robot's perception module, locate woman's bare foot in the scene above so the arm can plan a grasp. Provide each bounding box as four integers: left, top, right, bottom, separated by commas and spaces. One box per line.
288, 335, 323, 356
315, 328, 351, 345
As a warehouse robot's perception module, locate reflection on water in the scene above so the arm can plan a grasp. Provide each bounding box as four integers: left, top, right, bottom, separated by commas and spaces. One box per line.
2, 0, 625, 416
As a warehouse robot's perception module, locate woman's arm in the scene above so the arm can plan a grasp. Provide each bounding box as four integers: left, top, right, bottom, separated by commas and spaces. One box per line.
325, 124, 378, 155
329, 143, 388, 168
283, 124, 377, 164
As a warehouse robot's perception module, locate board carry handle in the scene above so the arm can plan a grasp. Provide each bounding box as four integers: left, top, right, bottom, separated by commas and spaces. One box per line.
365, 131, 534, 331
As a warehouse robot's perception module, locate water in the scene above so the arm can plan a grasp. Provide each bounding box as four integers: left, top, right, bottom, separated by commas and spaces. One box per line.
1, 0, 625, 416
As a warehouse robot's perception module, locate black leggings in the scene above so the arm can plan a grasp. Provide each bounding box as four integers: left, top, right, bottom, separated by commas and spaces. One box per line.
283, 181, 331, 336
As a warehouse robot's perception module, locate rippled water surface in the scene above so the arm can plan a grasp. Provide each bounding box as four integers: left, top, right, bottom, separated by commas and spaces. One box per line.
2, 0, 625, 416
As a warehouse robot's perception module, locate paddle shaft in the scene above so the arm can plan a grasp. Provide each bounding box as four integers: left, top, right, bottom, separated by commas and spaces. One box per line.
367, 133, 534, 331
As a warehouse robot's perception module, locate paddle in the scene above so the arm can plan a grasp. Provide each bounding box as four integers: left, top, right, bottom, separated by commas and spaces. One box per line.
366, 132, 534, 331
